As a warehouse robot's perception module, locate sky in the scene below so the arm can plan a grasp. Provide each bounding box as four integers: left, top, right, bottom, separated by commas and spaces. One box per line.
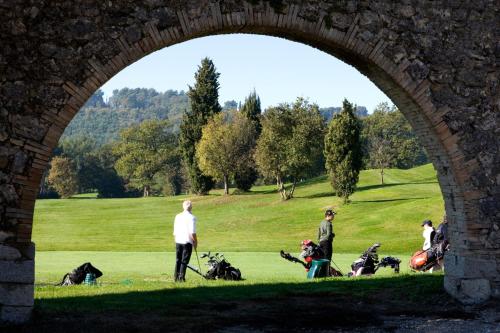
100, 34, 392, 112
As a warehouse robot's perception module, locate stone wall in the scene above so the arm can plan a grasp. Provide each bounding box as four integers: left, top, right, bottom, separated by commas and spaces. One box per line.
0, 0, 498, 324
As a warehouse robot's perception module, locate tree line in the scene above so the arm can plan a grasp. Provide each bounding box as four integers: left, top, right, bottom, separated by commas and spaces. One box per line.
42, 58, 428, 201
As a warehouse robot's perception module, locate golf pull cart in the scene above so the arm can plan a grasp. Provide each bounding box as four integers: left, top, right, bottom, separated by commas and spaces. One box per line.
187, 252, 242, 281
280, 239, 343, 277
410, 222, 449, 272
347, 243, 401, 277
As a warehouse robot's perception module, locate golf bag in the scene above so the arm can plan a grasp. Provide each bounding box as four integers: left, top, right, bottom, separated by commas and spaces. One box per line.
188, 252, 242, 280
280, 239, 343, 277
59, 262, 103, 285
347, 243, 401, 277
410, 223, 450, 272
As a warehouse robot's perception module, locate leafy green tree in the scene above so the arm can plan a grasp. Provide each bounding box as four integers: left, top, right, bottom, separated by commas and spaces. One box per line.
113, 120, 179, 197
82, 145, 126, 198
324, 98, 363, 203
235, 90, 262, 191
47, 156, 79, 198
196, 111, 256, 195
255, 98, 325, 200
361, 103, 428, 183
180, 57, 222, 195
369, 137, 393, 184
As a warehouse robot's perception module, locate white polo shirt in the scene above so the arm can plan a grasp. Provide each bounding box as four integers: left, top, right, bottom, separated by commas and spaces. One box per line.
173, 210, 196, 244
422, 227, 434, 250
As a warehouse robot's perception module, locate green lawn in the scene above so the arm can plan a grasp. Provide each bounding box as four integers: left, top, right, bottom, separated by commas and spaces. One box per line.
35, 251, 425, 313
33, 164, 443, 254
31, 164, 446, 320
35, 251, 412, 284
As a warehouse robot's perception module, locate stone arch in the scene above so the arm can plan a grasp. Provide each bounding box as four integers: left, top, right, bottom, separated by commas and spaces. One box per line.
0, 1, 498, 323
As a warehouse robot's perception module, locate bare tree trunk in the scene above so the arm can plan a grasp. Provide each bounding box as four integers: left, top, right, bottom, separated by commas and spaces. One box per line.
223, 174, 229, 195
381, 168, 384, 185
343, 195, 349, 204
288, 177, 297, 199
276, 176, 287, 200
143, 185, 150, 197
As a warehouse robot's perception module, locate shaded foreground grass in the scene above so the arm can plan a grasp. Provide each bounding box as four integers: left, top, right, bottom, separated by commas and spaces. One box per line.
35, 274, 444, 313
20, 275, 478, 333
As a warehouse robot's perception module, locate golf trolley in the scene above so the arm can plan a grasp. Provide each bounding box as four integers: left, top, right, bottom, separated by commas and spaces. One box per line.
410, 222, 449, 272
347, 243, 401, 277
280, 239, 343, 277
187, 251, 242, 280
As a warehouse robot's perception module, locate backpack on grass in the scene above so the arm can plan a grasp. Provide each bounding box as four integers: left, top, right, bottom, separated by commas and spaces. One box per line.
59, 262, 103, 286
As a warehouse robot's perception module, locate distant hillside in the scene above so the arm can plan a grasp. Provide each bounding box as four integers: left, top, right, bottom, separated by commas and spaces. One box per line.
63, 88, 369, 146
63, 88, 189, 145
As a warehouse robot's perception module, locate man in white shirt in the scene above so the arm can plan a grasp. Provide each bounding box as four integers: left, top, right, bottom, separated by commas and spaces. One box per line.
173, 200, 198, 282
421, 220, 435, 251
422, 219, 440, 272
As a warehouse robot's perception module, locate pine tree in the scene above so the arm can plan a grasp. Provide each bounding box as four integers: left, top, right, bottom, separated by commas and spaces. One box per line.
324, 98, 362, 203
240, 90, 262, 135
235, 90, 262, 191
180, 58, 222, 195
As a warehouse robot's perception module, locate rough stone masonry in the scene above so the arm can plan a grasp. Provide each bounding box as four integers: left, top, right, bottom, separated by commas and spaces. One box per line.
0, 0, 498, 324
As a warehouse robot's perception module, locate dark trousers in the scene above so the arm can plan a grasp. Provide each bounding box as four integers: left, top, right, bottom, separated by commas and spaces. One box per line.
319, 240, 333, 262
175, 243, 193, 281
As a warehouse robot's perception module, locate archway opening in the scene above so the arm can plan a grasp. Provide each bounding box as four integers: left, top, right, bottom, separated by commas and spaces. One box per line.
32, 33, 448, 320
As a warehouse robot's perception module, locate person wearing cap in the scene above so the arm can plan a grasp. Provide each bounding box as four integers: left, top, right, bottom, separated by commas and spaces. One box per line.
173, 200, 198, 282
421, 219, 436, 251
318, 209, 336, 262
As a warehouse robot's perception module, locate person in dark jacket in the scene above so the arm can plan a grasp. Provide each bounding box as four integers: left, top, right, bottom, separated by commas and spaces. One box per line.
318, 209, 335, 261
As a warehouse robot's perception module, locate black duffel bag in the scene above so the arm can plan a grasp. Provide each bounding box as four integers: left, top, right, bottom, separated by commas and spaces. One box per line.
59, 262, 103, 285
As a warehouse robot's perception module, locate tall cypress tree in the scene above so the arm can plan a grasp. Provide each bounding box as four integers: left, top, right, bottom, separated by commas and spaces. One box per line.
180, 58, 221, 195
240, 89, 262, 135
324, 98, 362, 203
235, 90, 262, 191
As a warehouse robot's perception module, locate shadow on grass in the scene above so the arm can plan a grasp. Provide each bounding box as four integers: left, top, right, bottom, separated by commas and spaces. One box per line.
356, 181, 438, 192
36, 274, 444, 313
236, 188, 277, 195
242, 176, 329, 197
19, 275, 479, 333
353, 197, 430, 203
297, 191, 335, 199
296, 181, 439, 199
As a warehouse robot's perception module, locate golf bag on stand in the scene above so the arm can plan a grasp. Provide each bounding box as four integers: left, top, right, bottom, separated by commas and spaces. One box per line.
187, 252, 242, 280
280, 239, 343, 277
347, 243, 401, 277
410, 221, 450, 272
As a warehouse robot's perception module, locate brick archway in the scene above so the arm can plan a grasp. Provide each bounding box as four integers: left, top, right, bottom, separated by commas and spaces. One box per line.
0, 1, 498, 323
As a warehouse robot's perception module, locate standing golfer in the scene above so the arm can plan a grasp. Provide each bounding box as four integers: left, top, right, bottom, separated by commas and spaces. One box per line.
318, 209, 335, 262
173, 200, 198, 282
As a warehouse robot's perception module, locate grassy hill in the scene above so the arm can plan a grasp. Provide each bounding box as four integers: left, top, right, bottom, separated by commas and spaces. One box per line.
33, 164, 444, 254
